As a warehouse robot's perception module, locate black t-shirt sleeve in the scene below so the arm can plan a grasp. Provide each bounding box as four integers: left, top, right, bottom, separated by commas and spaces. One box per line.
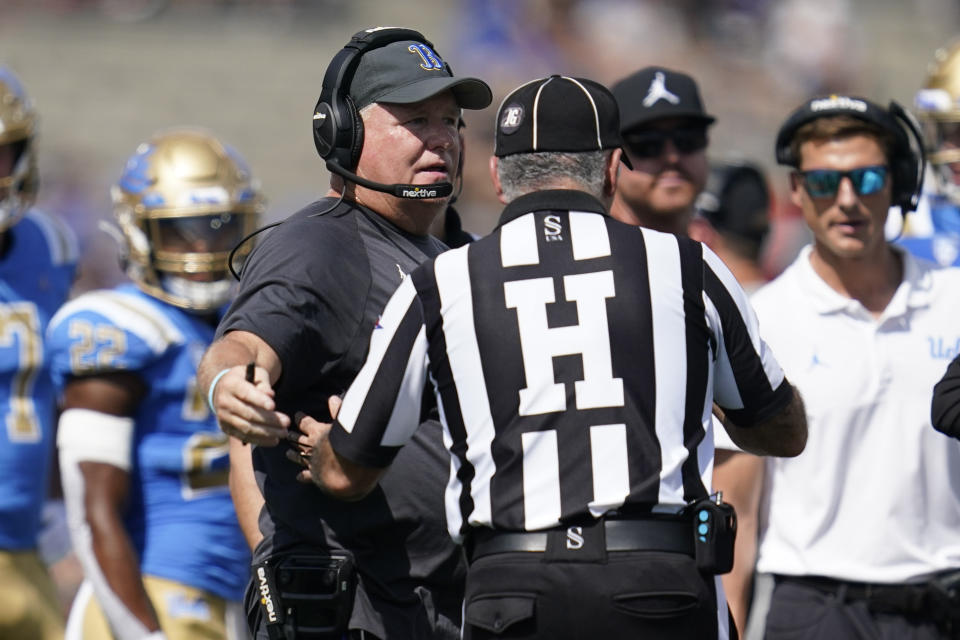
217, 212, 370, 387
932, 354, 960, 440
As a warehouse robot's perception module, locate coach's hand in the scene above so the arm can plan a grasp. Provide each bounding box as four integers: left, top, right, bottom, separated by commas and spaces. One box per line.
210, 364, 291, 446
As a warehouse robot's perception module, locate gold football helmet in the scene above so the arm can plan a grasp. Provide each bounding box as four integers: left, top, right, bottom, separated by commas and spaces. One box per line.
111, 128, 264, 311
0, 67, 38, 231
915, 40, 960, 202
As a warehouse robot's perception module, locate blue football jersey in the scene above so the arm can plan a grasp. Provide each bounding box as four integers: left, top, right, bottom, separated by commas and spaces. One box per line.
0, 210, 77, 550
896, 194, 960, 267
47, 284, 249, 600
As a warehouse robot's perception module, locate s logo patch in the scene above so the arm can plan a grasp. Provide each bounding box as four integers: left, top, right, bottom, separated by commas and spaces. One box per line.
566, 526, 584, 550
544, 214, 563, 242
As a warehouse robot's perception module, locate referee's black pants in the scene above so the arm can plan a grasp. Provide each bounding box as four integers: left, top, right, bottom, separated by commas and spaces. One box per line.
462, 550, 721, 639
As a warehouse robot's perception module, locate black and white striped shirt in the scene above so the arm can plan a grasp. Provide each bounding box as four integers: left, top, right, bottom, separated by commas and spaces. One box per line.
330, 189, 792, 540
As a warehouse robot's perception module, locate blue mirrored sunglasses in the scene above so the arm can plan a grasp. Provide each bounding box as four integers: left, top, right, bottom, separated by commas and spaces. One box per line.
797, 165, 888, 199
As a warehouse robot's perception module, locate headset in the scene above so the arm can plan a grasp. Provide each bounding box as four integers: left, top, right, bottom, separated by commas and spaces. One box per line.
774, 96, 926, 212
312, 27, 454, 200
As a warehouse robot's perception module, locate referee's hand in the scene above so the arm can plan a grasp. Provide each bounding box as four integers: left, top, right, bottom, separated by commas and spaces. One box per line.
288, 404, 337, 484
211, 364, 291, 446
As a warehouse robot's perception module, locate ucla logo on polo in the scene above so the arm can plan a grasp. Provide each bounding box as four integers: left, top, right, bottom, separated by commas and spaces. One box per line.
928, 336, 960, 360
408, 43, 443, 70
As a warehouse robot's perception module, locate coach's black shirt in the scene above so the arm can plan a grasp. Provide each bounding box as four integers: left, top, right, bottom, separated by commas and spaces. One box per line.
218, 198, 463, 638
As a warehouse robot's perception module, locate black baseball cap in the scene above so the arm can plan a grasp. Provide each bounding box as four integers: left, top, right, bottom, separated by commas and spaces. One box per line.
494, 75, 623, 158
350, 39, 492, 111
612, 66, 716, 132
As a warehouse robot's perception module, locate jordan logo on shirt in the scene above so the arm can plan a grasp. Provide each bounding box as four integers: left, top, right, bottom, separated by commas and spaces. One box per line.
642, 72, 680, 107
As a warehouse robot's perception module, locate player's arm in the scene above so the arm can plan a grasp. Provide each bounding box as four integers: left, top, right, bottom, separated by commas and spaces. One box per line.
58, 372, 165, 637
198, 329, 291, 446
932, 353, 960, 439
228, 435, 264, 550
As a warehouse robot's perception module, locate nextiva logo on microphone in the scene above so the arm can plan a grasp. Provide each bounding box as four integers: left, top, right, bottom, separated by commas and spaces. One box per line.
401, 186, 440, 198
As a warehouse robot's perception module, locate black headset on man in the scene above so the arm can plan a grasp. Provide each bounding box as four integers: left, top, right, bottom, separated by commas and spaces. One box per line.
774, 95, 927, 213
230, 28, 471, 280
312, 27, 457, 200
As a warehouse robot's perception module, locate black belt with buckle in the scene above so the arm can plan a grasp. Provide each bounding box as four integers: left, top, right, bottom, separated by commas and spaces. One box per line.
468, 518, 693, 562
776, 575, 929, 615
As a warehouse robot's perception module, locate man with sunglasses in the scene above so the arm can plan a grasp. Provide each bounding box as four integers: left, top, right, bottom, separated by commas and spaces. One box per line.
613, 68, 770, 638
610, 67, 713, 234
741, 96, 960, 639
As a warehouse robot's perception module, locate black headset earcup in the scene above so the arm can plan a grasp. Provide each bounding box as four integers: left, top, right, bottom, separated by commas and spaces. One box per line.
313, 100, 337, 160
313, 27, 436, 174
345, 94, 364, 170
774, 110, 805, 167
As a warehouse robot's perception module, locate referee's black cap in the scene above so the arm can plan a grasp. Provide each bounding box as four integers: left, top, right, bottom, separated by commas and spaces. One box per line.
494, 75, 624, 158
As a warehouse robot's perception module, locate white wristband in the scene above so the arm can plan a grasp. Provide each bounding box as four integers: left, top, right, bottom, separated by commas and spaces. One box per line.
207, 368, 232, 413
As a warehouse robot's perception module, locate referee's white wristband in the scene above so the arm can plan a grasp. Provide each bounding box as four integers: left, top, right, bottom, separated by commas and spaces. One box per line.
207, 368, 232, 414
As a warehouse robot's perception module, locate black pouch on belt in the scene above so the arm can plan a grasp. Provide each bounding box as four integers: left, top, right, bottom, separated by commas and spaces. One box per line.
254, 553, 358, 640
689, 495, 737, 574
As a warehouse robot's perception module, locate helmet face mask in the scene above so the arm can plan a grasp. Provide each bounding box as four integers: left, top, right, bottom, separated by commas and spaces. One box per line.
113, 129, 263, 312
915, 41, 960, 204
0, 67, 38, 231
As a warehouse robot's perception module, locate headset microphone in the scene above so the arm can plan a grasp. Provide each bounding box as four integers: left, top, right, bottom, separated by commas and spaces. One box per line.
324, 159, 453, 200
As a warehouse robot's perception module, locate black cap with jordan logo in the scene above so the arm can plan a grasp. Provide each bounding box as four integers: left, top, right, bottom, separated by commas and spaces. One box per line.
494, 75, 624, 158
612, 67, 716, 132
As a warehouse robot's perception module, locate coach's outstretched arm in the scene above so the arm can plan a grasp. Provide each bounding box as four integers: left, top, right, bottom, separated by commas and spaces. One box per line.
197, 329, 291, 446
719, 385, 807, 457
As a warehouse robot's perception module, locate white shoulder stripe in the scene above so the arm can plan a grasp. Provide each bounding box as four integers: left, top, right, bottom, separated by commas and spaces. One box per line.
500, 212, 539, 267
569, 211, 610, 260
26, 209, 79, 265
49, 289, 183, 353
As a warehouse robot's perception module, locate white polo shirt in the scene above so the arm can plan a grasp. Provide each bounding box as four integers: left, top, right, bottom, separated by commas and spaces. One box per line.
753, 245, 960, 583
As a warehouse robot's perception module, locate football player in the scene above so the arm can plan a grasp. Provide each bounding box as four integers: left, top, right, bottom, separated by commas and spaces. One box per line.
0, 66, 78, 640
48, 128, 261, 639
900, 39, 960, 266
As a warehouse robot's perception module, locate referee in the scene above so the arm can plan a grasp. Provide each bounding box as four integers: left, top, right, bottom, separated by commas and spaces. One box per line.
307, 75, 807, 640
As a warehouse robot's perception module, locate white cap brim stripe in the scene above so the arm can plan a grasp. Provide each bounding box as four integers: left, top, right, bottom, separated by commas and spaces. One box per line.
531, 76, 555, 152
493, 77, 542, 154
563, 76, 602, 149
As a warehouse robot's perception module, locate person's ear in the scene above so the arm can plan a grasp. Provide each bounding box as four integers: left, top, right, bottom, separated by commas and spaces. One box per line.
489, 156, 508, 204
789, 172, 805, 208
604, 149, 622, 198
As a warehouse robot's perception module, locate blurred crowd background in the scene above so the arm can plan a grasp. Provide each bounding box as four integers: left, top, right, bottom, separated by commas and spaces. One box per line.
1, 0, 958, 292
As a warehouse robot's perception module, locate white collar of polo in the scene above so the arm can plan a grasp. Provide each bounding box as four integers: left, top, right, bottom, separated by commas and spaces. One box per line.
796, 244, 934, 318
